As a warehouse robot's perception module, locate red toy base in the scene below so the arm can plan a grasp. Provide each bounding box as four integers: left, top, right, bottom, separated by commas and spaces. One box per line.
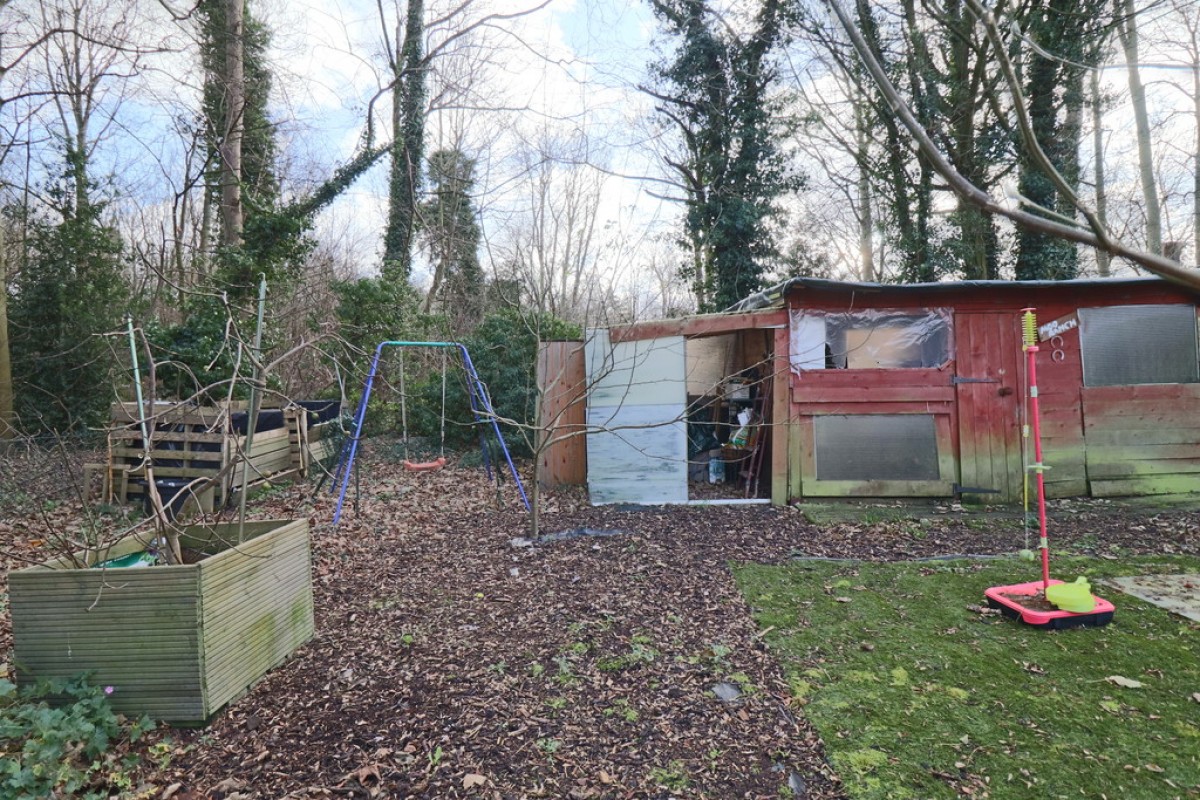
985, 580, 1116, 630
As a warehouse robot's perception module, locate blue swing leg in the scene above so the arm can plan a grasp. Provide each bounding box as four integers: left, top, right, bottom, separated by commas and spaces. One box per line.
331, 341, 531, 526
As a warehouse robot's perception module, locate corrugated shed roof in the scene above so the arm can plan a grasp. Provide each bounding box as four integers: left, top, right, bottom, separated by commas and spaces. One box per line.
728, 276, 1188, 312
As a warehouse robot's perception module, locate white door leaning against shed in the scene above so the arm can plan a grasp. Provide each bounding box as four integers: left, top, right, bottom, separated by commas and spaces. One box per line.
584, 330, 688, 504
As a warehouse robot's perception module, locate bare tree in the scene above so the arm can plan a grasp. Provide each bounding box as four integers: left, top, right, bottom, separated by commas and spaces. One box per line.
501, 133, 606, 321
821, 0, 1200, 288
1115, 0, 1163, 256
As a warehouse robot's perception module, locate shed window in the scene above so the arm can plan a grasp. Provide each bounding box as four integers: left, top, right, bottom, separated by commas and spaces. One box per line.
1080, 305, 1198, 386
790, 309, 951, 371
814, 414, 939, 480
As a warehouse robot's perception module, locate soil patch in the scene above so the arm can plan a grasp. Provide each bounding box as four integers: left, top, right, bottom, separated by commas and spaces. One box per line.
997, 589, 1058, 612
1108, 573, 1200, 622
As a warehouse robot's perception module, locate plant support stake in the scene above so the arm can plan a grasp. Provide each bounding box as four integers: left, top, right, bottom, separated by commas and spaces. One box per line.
127, 315, 181, 564
238, 275, 268, 542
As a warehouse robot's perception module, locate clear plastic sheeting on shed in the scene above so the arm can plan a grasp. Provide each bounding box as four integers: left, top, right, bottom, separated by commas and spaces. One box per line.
814, 414, 940, 481
789, 308, 952, 373
1079, 304, 1199, 386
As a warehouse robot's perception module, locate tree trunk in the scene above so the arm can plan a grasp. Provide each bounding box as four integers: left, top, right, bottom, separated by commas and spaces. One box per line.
856, 0, 917, 280
1091, 68, 1111, 276
854, 100, 875, 281
1116, 0, 1162, 255
219, 0, 245, 247
1193, 61, 1200, 266
0, 223, 13, 438
382, 0, 425, 280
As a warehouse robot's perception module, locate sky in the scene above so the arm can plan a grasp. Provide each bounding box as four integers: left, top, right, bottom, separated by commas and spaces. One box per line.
253, 0, 675, 296
3, 0, 1197, 309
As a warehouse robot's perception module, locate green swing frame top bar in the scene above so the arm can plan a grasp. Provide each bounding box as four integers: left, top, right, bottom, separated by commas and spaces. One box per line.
332, 341, 530, 524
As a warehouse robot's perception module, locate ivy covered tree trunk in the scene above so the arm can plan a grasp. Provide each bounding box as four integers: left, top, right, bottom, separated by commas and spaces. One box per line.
1015, 0, 1109, 280
382, 0, 426, 282
855, 0, 924, 282
0, 226, 13, 438
218, 0, 245, 248
943, 0, 1000, 280
198, 0, 281, 296
420, 149, 483, 330
648, 0, 799, 312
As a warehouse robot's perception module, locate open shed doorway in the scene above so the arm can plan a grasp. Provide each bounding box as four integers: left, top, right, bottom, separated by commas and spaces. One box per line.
582, 324, 776, 506
684, 331, 774, 503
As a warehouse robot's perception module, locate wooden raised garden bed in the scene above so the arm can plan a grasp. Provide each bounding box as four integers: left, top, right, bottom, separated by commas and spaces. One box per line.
9, 519, 314, 725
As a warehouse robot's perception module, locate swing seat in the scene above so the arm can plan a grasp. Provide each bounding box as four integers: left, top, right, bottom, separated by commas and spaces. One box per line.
403, 456, 447, 472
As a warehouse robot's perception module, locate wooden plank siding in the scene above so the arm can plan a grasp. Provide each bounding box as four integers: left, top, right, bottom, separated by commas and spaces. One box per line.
197, 520, 315, 717
771, 327, 791, 505
781, 280, 1200, 503
536, 341, 587, 488
789, 366, 956, 498
1083, 384, 1200, 496
609, 310, 786, 343
10, 519, 313, 725
107, 403, 338, 510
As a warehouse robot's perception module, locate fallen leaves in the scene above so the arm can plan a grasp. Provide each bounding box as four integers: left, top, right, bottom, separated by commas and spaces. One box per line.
461, 773, 487, 789
1106, 675, 1144, 689
7, 442, 1200, 799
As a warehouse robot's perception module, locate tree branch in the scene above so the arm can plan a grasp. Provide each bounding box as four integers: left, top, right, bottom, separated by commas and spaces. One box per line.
822, 0, 1200, 288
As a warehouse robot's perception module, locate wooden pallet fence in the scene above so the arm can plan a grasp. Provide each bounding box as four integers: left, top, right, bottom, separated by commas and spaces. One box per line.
104, 401, 341, 510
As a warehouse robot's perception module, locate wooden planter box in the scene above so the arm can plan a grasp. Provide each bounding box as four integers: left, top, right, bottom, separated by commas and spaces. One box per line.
9, 519, 314, 725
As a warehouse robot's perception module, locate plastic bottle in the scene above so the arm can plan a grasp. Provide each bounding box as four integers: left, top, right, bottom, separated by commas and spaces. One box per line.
708, 452, 724, 484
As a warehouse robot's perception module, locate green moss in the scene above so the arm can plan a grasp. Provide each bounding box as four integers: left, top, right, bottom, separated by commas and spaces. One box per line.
837, 748, 889, 776
734, 555, 1200, 799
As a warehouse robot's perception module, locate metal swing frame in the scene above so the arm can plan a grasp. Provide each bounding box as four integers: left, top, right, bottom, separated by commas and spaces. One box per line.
331, 341, 531, 525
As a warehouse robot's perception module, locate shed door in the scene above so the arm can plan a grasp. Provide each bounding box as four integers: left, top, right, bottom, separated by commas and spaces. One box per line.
584, 330, 687, 504
955, 312, 1023, 502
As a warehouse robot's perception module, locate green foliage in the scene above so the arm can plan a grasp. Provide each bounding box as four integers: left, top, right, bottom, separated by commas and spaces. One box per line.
404, 309, 579, 457
145, 293, 250, 402
197, 0, 311, 303
333, 276, 424, 359
0, 674, 153, 799
734, 555, 1200, 799
199, 0, 278, 209
1015, 0, 1111, 280
649, 760, 690, 791
420, 149, 484, 331
649, 0, 801, 311
8, 152, 129, 433
215, 213, 314, 301
382, 0, 427, 280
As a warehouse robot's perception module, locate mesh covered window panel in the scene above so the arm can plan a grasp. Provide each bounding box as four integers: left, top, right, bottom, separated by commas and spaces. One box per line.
814, 414, 939, 481
1079, 305, 1199, 386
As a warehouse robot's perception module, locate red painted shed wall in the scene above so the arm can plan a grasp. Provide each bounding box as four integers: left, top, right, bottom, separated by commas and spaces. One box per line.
784, 279, 1200, 502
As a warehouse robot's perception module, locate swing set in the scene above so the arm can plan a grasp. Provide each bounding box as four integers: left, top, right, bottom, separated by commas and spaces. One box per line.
330, 341, 530, 525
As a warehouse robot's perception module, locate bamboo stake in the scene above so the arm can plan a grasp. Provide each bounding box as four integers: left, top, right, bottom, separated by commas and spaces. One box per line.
127, 315, 181, 564
237, 276, 268, 543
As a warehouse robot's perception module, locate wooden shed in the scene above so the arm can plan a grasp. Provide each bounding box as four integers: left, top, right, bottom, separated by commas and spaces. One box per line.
579, 277, 1200, 505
